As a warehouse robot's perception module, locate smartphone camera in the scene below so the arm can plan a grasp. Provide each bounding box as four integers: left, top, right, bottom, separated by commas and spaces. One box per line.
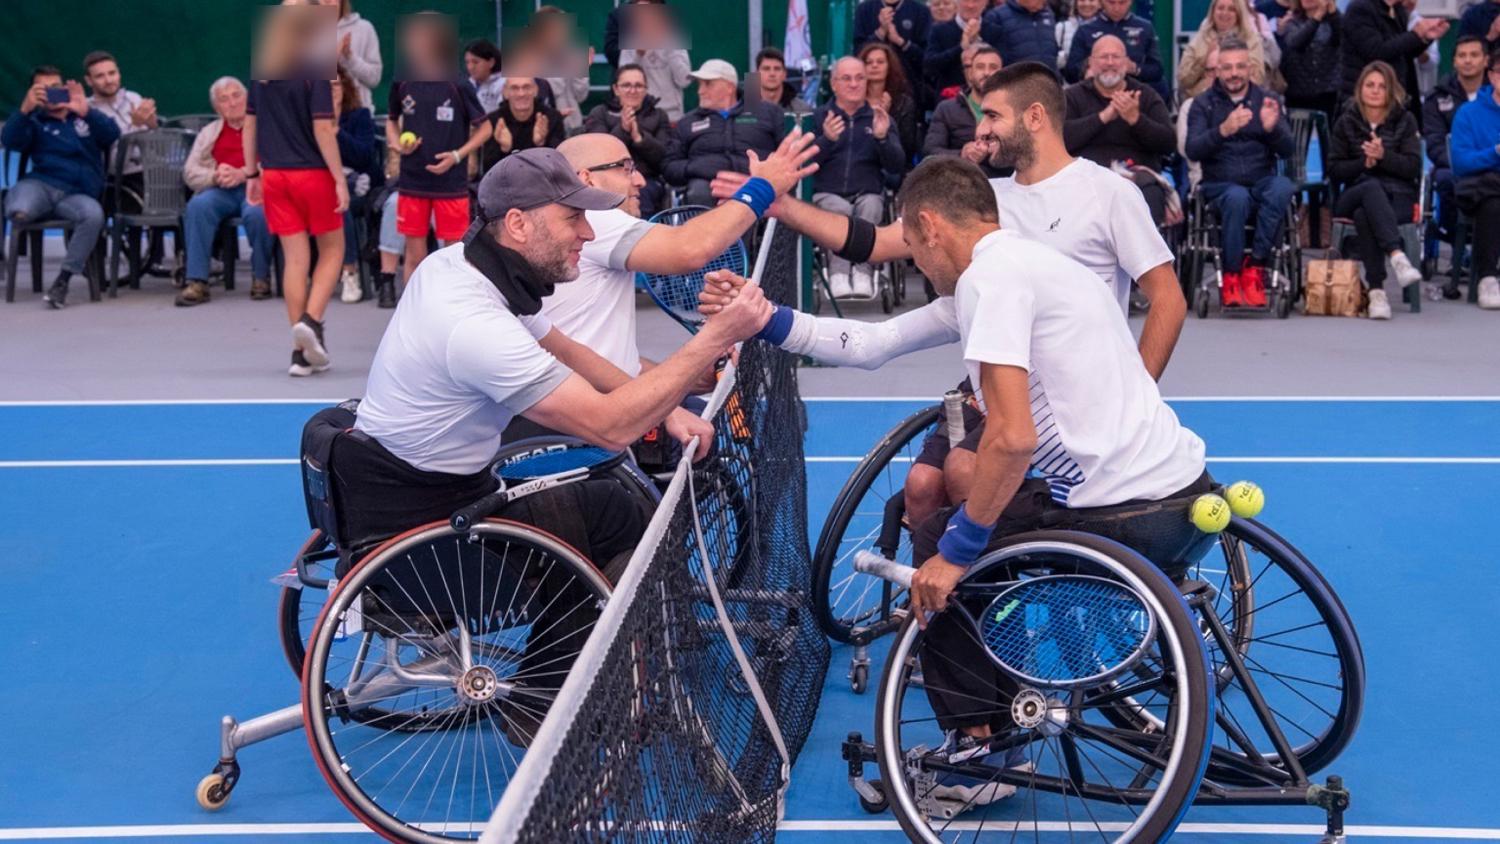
45, 86, 70, 105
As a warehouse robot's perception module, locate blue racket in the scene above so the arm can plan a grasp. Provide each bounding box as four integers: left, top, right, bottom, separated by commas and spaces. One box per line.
636, 205, 748, 333
979, 575, 1155, 688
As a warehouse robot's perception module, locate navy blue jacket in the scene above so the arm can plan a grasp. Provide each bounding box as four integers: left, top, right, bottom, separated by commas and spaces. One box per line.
1185, 81, 1295, 186
1458, 0, 1500, 49
853, 0, 932, 95
336, 107, 381, 182
924, 18, 973, 90
1423, 74, 1479, 170
810, 101, 907, 196
1339, 0, 1427, 111
1064, 14, 1166, 99
663, 99, 786, 185
982, 0, 1058, 68
0, 108, 120, 198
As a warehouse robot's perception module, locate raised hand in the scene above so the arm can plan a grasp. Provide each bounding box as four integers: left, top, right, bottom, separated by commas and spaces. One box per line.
747, 126, 821, 195
1112, 90, 1141, 125
340, 32, 353, 59
701, 270, 773, 346
961, 17, 982, 47
620, 106, 639, 140
698, 268, 751, 316
710, 170, 752, 203
1220, 103, 1253, 137
960, 139, 989, 164
1258, 95, 1281, 133
495, 120, 513, 152
66, 80, 89, 117
822, 110, 847, 142
872, 105, 892, 140
131, 97, 157, 127
533, 112, 549, 146
22, 83, 47, 114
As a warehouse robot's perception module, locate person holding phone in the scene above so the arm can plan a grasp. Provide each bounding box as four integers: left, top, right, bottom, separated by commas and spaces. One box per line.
1, 65, 121, 309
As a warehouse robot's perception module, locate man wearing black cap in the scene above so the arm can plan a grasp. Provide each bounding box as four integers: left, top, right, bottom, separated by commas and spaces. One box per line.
340, 147, 774, 569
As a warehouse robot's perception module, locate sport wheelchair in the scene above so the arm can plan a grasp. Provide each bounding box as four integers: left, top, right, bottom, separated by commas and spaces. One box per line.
810, 190, 908, 315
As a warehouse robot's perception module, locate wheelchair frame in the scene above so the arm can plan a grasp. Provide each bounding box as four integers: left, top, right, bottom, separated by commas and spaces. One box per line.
809, 190, 908, 315
1179, 186, 1302, 319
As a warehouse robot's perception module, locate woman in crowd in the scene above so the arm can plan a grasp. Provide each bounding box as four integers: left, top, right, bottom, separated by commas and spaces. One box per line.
1057, 0, 1102, 71
1277, 0, 1342, 115
860, 41, 921, 165
1178, 0, 1279, 97
464, 38, 504, 114
331, 67, 381, 304
329, 0, 382, 109
1327, 60, 1423, 320
583, 63, 672, 217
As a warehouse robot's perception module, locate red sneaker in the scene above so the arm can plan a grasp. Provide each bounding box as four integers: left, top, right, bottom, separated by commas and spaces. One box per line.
1221, 271, 1243, 307
1241, 263, 1268, 307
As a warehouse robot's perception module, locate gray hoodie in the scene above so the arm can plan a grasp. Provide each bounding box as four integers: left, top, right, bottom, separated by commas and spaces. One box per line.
337, 12, 383, 110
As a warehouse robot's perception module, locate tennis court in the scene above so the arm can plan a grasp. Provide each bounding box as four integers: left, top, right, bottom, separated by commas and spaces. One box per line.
0, 396, 1496, 842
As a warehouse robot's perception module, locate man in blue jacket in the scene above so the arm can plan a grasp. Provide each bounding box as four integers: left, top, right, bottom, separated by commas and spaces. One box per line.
663, 59, 785, 207
1185, 39, 1294, 309
926, 0, 991, 93
983, 0, 1058, 68
2, 65, 120, 309
1064, 0, 1167, 100
1450, 53, 1500, 309
811, 57, 907, 298
1422, 34, 1486, 291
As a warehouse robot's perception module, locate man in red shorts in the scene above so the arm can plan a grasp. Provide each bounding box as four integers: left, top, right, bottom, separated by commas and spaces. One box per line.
243, 5, 349, 377
385, 12, 489, 306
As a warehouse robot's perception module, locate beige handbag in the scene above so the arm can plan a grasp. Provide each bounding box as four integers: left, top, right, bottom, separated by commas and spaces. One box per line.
1303, 260, 1365, 317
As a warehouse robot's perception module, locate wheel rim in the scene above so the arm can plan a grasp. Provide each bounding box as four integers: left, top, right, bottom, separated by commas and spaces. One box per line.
280, 531, 336, 679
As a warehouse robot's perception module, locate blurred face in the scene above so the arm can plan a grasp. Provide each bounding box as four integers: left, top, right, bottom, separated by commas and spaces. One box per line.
86, 60, 121, 98
831, 59, 868, 106
1101, 0, 1133, 20
863, 48, 889, 84
978, 89, 1036, 171
465, 51, 496, 82
757, 58, 786, 90
1204, 50, 1220, 78
696, 78, 737, 111
1017, 0, 1046, 12
1217, 48, 1250, 95
212, 83, 248, 121
35, 73, 69, 118
1455, 42, 1487, 79
1212, 0, 1240, 32
1091, 38, 1129, 86
614, 68, 648, 108
505, 77, 538, 110
967, 51, 1002, 90
958, 0, 988, 19
513, 204, 595, 284
1359, 71, 1389, 111
930, 0, 959, 21
1077, 0, 1103, 16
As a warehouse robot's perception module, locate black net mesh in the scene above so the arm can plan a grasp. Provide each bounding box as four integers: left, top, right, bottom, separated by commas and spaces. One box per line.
502, 223, 828, 842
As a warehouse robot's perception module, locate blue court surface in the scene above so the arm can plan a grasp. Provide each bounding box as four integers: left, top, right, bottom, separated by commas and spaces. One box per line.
1, 397, 1497, 842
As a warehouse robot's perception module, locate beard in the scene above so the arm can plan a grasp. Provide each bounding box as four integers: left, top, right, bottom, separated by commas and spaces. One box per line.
988, 123, 1036, 171
1096, 71, 1124, 88
520, 239, 579, 286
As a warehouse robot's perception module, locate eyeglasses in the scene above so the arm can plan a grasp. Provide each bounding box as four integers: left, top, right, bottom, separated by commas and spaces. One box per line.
833, 74, 868, 83
616, 82, 647, 91
587, 158, 637, 175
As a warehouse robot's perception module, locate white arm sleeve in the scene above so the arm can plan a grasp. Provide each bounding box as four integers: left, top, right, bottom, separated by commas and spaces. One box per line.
779, 299, 961, 370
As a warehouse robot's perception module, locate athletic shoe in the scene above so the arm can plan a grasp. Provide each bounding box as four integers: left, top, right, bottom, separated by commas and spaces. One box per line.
250, 278, 272, 300
288, 349, 329, 377
927, 731, 1030, 814
1220, 271, 1243, 307
851, 265, 876, 297
377, 275, 397, 309
1389, 252, 1423, 288
1240, 263, 1268, 307
340, 268, 363, 303
175, 280, 211, 307
43, 276, 69, 310
827, 271, 853, 299
1478, 277, 1500, 310
292, 314, 330, 368
1367, 288, 1392, 320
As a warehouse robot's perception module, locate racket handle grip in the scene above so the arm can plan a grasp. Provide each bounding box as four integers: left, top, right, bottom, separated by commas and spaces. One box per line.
854, 551, 915, 589
451, 489, 509, 532
943, 390, 966, 448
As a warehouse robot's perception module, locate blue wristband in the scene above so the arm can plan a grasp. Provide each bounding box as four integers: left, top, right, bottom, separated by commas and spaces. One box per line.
754, 304, 794, 344
936, 505, 996, 567
731, 177, 776, 219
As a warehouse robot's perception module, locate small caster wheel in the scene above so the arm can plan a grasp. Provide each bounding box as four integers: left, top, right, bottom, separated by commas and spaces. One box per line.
196, 773, 232, 811
1275, 293, 1291, 319
880, 286, 894, 314
850, 663, 869, 694
1194, 288, 1210, 319
859, 779, 889, 814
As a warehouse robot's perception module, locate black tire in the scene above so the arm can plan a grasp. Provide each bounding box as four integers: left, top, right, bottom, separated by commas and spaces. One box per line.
303, 520, 612, 843
811, 404, 942, 643
1194, 287, 1210, 319
278, 530, 336, 679
874, 531, 1213, 844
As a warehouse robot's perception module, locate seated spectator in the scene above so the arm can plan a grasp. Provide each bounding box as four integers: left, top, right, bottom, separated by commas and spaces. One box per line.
1057, 0, 1103, 70
861, 42, 922, 161
334, 0, 382, 109
1327, 60, 1424, 319
853, 0, 932, 108
464, 38, 504, 114
584, 63, 673, 217
1457, 0, 1500, 53
1178, 0, 1277, 98
1409, 3, 1441, 98
604, 0, 664, 67
924, 45, 1011, 177
926, 0, 992, 94
1277, 0, 1342, 115
332, 67, 381, 304
753, 47, 812, 115
1451, 51, 1500, 309
1423, 34, 1487, 266
931, 0, 958, 25
617, 3, 693, 122
84, 50, 166, 275
1064, 35, 1178, 224
177, 76, 274, 307
478, 77, 566, 172
1065, 0, 1167, 99
1, 65, 120, 309
982, 0, 1059, 68
1176, 47, 1219, 192
1186, 39, 1295, 308
664, 59, 785, 207
1340, 0, 1446, 116
810, 56, 907, 298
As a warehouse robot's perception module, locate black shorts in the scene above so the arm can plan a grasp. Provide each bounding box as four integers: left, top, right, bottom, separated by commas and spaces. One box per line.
912, 380, 986, 471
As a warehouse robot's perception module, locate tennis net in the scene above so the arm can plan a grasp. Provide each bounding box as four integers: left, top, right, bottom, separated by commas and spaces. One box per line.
483, 223, 827, 842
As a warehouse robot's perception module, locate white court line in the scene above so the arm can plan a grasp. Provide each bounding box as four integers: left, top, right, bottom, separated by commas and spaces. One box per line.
0, 459, 297, 469
804, 456, 1500, 465
3, 396, 1500, 407
4, 456, 1500, 469
2, 821, 1499, 840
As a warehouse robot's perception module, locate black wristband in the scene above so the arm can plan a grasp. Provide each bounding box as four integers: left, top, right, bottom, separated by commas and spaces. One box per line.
835, 215, 877, 264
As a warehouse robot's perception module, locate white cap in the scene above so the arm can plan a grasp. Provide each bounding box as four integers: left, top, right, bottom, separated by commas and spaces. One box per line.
689, 58, 739, 84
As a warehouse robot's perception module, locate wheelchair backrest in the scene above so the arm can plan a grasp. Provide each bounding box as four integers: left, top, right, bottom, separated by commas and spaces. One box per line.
300, 401, 360, 549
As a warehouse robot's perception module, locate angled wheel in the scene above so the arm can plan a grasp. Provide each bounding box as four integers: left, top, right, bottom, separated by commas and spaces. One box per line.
278, 530, 337, 679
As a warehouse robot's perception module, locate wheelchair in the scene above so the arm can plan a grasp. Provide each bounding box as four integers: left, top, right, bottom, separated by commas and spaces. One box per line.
839, 504, 1362, 843
198, 424, 669, 842
1179, 185, 1302, 319
810, 190, 907, 315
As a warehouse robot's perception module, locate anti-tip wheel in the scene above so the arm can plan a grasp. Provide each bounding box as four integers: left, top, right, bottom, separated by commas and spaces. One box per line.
859, 778, 889, 814
196, 773, 231, 811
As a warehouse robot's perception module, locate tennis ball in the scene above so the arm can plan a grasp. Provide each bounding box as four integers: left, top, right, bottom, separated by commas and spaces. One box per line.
1225, 481, 1264, 519
1189, 494, 1232, 534
399, 131, 417, 147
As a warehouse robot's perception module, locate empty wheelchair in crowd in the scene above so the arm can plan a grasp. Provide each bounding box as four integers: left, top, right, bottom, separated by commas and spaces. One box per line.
810, 190, 907, 315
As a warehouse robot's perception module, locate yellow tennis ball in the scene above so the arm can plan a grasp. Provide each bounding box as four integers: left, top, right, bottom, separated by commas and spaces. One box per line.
1190, 494, 1232, 534
1225, 481, 1264, 518
399, 131, 417, 146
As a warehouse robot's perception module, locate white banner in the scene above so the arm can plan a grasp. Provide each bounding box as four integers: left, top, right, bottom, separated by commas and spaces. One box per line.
784, 0, 814, 70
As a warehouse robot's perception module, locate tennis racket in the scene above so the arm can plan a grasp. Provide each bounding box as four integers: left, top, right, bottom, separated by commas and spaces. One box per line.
636, 205, 749, 333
